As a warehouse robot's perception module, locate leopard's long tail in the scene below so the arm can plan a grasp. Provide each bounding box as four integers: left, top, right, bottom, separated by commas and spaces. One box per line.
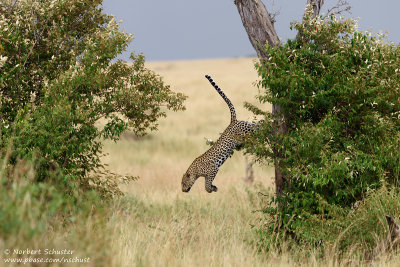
205, 75, 237, 122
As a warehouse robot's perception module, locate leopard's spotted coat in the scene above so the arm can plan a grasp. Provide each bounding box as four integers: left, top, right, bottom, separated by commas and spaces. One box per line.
182, 75, 261, 193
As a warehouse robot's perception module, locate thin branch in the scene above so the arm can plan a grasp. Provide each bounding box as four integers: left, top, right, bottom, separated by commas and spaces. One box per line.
268, 9, 281, 24
322, 0, 352, 19
266, 0, 281, 24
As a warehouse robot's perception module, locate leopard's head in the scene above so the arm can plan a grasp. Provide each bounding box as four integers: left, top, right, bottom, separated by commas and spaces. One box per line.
181, 172, 197, 193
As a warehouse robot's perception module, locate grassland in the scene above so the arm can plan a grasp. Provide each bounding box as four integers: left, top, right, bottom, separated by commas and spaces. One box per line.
103, 57, 273, 197
101, 57, 276, 266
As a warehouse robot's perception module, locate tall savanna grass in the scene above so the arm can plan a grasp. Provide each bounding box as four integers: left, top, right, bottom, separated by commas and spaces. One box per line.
0, 150, 116, 266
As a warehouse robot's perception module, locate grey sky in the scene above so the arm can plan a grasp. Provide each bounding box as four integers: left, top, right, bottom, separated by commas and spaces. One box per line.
101, 0, 400, 61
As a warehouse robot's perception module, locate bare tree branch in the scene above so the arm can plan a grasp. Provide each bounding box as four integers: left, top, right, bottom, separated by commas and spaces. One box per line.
322, 0, 351, 19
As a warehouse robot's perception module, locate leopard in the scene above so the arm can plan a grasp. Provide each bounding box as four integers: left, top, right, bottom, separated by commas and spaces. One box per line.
181, 75, 262, 193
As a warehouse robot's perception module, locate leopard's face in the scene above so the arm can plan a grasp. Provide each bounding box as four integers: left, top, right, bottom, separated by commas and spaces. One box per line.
181, 172, 196, 193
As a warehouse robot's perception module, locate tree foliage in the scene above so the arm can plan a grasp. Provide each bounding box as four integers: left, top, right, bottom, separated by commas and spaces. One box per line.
247, 12, 400, 246
0, 0, 186, 190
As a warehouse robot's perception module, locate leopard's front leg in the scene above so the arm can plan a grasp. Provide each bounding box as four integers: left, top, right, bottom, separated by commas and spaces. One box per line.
205, 168, 218, 193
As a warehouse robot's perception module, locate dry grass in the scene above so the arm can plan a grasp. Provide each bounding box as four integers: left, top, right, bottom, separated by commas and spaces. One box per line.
102, 57, 275, 266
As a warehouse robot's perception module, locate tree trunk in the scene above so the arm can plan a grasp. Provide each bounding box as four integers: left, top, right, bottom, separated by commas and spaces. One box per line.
235, 0, 280, 57
235, 0, 324, 196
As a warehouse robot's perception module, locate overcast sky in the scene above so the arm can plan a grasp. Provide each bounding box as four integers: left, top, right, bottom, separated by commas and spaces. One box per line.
101, 0, 400, 61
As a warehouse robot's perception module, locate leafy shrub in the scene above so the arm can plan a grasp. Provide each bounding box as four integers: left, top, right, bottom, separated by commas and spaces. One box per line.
0, 157, 63, 241
0, 150, 94, 241
247, 12, 400, 249
0, 0, 186, 192
252, 184, 400, 260
0, 152, 118, 265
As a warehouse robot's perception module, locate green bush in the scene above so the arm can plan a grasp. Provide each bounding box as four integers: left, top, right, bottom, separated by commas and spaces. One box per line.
252, 184, 400, 257
247, 13, 400, 249
0, 0, 186, 192
0, 152, 117, 265
0, 0, 186, 262
0, 150, 95, 239
0, 158, 63, 241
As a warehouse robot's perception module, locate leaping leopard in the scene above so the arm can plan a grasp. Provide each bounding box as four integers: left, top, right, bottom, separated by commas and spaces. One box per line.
181, 75, 262, 193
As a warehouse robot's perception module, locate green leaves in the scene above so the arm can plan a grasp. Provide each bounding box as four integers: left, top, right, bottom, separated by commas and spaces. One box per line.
250, 14, 400, 247
0, 0, 186, 193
